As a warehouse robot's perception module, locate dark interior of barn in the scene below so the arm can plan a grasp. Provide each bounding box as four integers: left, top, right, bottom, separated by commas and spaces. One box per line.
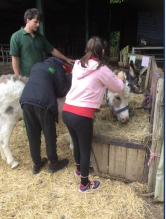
0, 0, 164, 60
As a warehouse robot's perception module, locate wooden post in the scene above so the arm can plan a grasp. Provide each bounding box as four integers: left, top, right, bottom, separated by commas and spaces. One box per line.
36, 0, 45, 36
1, 46, 5, 65
144, 56, 152, 90
149, 58, 161, 133
91, 147, 100, 175
147, 78, 164, 193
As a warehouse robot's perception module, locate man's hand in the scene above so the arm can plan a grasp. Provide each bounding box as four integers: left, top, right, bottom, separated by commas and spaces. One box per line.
66, 58, 75, 65
51, 48, 75, 65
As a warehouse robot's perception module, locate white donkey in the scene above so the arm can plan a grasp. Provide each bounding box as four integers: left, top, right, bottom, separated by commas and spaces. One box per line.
0, 73, 130, 168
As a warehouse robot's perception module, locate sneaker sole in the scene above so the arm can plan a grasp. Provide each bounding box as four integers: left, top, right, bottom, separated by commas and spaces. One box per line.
32, 158, 48, 174
48, 160, 69, 173
32, 169, 42, 174
74, 172, 81, 177
48, 166, 68, 173
78, 184, 100, 193
32, 171, 40, 174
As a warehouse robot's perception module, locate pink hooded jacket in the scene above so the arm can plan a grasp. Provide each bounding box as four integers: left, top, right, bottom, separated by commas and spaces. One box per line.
65, 59, 124, 109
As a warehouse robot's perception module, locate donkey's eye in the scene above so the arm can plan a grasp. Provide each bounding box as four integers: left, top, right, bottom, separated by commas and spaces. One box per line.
115, 96, 121, 101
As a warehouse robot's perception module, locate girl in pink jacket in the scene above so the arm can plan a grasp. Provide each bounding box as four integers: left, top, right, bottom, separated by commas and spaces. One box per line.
62, 36, 124, 192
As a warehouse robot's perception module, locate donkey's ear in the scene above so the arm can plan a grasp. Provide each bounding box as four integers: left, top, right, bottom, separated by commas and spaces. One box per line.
113, 69, 119, 75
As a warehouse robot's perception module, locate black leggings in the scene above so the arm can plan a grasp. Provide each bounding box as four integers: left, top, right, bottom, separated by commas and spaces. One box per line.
62, 111, 93, 179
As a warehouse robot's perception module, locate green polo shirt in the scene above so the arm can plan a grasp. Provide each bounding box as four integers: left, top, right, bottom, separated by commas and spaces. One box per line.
10, 27, 54, 77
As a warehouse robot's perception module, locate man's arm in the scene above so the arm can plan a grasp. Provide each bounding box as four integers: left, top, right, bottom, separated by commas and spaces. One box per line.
50, 48, 75, 65
12, 56, 20, 76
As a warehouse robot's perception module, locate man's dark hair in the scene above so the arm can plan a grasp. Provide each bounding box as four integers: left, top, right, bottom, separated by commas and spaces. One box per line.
24, 8, 42, 23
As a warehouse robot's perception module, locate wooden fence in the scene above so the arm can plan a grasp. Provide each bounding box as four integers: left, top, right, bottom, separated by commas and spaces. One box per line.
56, 45, 84, 59
91, 54, 164, 187
147, 61, 164, 193
128, 54, 164, 190
124, 54, 164, 191
0, 44, 11, 65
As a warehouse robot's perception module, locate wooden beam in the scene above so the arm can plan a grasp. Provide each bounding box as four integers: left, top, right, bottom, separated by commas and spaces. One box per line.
93, 134, 146, 150
147, 78, 164, 193
0, 0, 34, 18
0, 46, 5, 65
144, 57, 152, 90
85, 0, 89, 44
36, 0, 45, 36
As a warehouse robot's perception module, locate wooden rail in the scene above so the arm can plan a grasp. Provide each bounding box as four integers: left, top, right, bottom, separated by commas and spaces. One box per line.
0, 44, 11, 65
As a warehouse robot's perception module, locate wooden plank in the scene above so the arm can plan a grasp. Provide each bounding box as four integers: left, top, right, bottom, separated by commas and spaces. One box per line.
149, 59, 161, 133
127, 53, 152, 91
132, 46, 164, 51
147, 78, 164, 193
128, 53, 151, 60
125, 148, 146, 181
144, 56, 152, 90
92, 142, 109, 174
139, 67, 148, 76
93, 134, 145, 150
1, 46, 5, 65
0, 44, 10, 46
157, 68, 164, 78
108, 145, 127, 178
90, 148, 100, 174
92, 134, 148, 182
148, 57, 156, 91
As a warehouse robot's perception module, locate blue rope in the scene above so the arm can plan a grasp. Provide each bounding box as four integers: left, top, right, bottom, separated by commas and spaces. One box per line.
142, 92, 153, 109
134, 92, 153, 110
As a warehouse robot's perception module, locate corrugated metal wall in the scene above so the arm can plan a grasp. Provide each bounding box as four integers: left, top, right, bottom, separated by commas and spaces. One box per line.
137, 11, 164, 46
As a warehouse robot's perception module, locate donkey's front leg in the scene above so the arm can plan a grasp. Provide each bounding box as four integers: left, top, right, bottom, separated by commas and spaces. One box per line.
0, 122, 19, 168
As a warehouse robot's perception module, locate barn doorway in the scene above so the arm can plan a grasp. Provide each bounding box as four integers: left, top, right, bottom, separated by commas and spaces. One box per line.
110, 31, 120, 61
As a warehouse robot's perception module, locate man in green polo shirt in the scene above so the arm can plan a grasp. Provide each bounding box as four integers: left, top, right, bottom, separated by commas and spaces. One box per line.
10, 8, 74, 77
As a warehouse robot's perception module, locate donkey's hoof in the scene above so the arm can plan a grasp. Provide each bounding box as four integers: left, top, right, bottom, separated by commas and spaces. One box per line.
11, 161, 19, 169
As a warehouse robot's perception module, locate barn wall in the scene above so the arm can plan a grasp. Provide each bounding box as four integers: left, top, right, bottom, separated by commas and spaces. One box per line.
137, 11, 164, 46
0, 1, 34, 44
44, 0, 110, 58
110, 2, 138, 50
0, 19, 24, 43
0, 1, 163, 59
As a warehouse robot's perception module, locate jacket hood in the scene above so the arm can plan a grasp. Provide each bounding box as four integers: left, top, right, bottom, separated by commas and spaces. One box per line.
44, 57, 64, 65
73, 59, 99, 79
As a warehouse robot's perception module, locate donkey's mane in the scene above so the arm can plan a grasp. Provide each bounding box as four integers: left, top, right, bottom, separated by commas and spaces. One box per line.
113, 69, 130, 99
0, 74, 28, 84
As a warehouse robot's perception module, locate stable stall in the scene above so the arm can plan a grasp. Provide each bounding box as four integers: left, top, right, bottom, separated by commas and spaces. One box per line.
91, 54, 164, 191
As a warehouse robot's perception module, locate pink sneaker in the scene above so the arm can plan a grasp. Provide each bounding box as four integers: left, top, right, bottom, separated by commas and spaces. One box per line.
74, 167, 94, 177
74, 169, 81, 177
79, 181, 100, 193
